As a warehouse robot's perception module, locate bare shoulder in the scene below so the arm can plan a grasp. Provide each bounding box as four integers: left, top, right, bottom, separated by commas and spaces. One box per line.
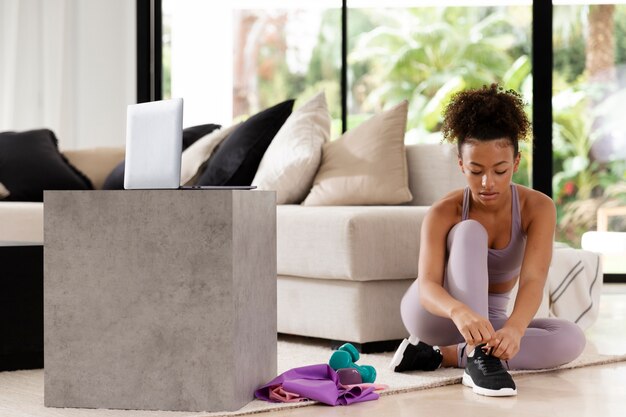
515, 184, 556, 229
515, 184, 555, 210
426, 188, 464, 226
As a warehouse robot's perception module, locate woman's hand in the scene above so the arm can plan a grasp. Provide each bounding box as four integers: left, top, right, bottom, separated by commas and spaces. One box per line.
486, 326, 524, 360
450, 305, 496, 346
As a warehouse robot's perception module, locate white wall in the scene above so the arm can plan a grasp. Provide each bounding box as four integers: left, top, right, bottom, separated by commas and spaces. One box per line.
0, 0, 135, 150
72, 0, 136, 149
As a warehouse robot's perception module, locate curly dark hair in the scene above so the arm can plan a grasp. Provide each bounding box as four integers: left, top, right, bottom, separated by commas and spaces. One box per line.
441, 84, 530, 157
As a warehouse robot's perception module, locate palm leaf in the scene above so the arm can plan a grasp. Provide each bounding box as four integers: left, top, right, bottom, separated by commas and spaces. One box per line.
420, 77, 466, 130
503, 55, 531, 91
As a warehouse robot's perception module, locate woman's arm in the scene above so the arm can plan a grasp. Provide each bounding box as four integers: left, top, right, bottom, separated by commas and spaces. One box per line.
490, 190, 556, 359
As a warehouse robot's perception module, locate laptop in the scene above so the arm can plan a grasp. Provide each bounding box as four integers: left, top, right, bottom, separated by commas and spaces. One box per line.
124, 98, 255, 190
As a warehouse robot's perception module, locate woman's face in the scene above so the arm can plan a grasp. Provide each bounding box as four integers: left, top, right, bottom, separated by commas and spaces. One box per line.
458, 138, 520, 206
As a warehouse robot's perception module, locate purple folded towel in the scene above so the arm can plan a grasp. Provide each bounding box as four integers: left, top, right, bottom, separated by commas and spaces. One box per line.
255, 364, 379, 406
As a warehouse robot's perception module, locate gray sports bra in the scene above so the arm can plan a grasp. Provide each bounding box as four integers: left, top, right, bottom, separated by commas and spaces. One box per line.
462, 184, 527, 283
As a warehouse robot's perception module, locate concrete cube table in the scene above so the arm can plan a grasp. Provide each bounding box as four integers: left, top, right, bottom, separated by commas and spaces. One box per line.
44, 190, 276, 412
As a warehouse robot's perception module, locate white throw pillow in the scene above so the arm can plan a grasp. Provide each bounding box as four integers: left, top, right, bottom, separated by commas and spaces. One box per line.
252, 92, 331, 204
302, 100, 412, 206
180, 123, 240, 185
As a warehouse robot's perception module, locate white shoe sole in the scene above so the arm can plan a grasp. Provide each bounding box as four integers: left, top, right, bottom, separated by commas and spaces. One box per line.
462, 372, 517, 397
388, 336, 420, 371
388, 339, 411, 370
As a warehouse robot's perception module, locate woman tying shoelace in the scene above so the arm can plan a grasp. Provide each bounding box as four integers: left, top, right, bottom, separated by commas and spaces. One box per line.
390, 84, 586, 397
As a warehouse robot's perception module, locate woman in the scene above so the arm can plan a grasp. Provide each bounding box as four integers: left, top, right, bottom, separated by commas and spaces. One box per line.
391, 84, 585, 397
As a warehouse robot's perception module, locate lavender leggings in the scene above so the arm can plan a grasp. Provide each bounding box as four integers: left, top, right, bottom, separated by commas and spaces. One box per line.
400, 220, 586, 370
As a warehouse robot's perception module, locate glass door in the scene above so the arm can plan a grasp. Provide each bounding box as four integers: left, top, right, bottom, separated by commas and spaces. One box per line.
553, 3, 626, 273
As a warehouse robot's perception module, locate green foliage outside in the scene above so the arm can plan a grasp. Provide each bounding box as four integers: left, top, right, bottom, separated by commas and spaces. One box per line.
165, 5, 626, 250
551, 6, 626, 246
346, 6, 533, 182
342, 6, 625, 247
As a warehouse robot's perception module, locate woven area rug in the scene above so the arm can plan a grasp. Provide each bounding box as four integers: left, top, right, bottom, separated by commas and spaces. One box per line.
2, 335, 625, 417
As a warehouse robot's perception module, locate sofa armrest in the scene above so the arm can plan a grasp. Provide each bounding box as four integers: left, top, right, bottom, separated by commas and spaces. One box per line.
63, 148, 125, 190
0, 202, 43, 245
405, 143, 465, 206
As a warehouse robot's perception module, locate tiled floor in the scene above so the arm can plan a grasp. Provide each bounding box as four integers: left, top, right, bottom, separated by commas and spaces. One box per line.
262, 283, 626, 417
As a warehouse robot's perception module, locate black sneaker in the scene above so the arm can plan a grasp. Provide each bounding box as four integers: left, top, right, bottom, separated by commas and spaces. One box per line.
462, 344, 517, 396
389, 336, 443, 372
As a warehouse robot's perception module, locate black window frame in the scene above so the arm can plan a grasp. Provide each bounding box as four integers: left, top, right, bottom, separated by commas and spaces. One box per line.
137, 0, 161, 103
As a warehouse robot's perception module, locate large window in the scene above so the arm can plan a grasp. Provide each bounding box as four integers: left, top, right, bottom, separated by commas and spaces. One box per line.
142, 1, 626, 278
553, 3, 626, 273
162, 0, 341, 135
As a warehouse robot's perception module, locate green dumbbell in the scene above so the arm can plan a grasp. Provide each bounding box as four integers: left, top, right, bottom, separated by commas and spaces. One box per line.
328, 343, 376, 383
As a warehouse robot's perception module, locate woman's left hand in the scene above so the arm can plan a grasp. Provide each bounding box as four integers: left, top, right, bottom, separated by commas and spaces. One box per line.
485, 326, 524, 360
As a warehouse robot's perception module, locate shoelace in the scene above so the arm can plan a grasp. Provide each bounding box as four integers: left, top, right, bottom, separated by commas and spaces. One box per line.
461, 344, 511, 371
475, 353, 505, 375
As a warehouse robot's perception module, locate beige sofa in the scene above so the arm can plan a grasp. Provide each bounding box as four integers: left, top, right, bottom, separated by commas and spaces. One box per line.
1, 143, 602, 362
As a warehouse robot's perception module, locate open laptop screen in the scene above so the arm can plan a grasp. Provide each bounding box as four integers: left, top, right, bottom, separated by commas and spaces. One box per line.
124, 98, 183, 189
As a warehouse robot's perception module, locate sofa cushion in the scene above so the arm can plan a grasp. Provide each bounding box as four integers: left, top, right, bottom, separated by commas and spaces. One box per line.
404, 143, 466, 206
101, 162, 125, 190
180, 123, 240, 186
0, 129, 93, 202
277, 275, 411, 343
0, 202, 44, 245
277, 205, 428, 281
302, 100, 412, 206
196, 99, 295, 186
253, 92, 330, 204
181, 123, 221, 149
63, 147, 126, 190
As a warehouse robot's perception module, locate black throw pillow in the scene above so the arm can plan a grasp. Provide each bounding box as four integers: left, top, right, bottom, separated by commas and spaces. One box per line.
0, 129, 93, 202
101, 123, 221, 190
195, 99, 294, 186
101, 161, 125, 190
